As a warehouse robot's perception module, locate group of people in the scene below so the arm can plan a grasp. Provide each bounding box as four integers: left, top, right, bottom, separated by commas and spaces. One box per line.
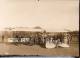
10, 31, 72, 48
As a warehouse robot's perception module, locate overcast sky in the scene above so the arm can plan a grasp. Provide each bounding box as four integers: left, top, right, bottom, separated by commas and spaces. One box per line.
0, 0, 79, 32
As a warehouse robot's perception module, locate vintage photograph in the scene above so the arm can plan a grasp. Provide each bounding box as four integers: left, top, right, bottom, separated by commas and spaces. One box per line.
0, 0, 79, 57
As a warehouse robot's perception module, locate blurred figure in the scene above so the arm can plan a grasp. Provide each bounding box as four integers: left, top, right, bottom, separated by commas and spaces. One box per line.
58, 33, 70, 48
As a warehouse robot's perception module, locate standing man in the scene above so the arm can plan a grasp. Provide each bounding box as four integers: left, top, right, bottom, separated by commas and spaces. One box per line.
2, 35, 4, 43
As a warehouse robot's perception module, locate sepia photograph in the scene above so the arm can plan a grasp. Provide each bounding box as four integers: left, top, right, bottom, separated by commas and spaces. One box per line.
0, 0, 79, 57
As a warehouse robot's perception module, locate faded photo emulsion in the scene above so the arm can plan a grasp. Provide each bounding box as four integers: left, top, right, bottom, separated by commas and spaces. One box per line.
0, 0, 79, 57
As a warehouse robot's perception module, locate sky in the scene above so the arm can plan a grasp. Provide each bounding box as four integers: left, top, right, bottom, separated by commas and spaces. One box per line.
0, 0, 79, 32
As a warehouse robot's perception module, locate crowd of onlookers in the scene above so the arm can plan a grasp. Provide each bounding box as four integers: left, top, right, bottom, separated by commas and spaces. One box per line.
0, 31, 75, 48
4, 31, 71, 47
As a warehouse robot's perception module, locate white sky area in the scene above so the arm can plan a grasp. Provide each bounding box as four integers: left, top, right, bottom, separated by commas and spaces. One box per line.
0, 0, 79, 32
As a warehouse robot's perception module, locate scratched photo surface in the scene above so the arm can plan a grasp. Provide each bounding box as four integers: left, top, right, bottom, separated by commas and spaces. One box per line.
0, 56, 79, 58
0, 0, 79, 57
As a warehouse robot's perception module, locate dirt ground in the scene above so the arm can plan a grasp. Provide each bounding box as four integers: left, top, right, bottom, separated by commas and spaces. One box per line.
0, 42, 79, 56
0, 36, 79, 56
